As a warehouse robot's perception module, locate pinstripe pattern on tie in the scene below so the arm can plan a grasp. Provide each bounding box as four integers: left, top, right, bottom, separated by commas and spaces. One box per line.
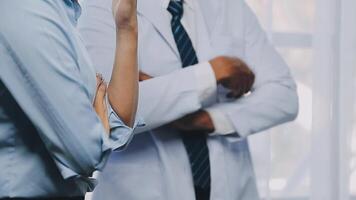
167, 0, 211, 191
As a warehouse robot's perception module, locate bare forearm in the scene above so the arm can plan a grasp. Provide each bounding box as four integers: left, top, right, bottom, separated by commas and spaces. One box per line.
108, 27, 138, 127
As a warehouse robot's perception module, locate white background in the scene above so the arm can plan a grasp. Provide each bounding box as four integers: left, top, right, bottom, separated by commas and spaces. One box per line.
246, 0, 356, 199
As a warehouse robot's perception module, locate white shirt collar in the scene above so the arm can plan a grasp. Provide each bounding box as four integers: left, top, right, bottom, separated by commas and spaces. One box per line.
162, 0, 195, 11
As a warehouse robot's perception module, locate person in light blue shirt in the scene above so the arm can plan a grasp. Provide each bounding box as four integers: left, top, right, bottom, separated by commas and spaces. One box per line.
0, 0, 140, 199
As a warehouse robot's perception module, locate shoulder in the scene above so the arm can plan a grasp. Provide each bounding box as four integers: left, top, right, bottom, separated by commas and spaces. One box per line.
0, 0, 71, 44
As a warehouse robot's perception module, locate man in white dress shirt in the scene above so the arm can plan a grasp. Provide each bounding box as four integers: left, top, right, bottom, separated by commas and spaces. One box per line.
78, 0, 299, 199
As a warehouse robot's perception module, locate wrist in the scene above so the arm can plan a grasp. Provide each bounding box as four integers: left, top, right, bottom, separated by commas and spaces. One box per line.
195, 110, 215, 133
210, 64, 221, 84
209, 57, 226, 84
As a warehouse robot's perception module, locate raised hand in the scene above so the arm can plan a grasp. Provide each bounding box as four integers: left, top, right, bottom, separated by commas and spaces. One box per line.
108, 0, 139, 127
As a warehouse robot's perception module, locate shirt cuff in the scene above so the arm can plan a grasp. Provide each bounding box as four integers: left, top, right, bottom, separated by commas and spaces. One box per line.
193, 62, 217, 107
53, 160, 98, 193
206, 106, 236, 136
104, 104, 145, 151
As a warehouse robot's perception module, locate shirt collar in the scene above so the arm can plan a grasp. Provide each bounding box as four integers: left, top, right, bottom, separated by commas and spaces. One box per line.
162, 0, 195, 11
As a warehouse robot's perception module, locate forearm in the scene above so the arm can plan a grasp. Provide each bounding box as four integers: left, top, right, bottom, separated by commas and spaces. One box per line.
135, 70, 201, 132
211, 83, 298, 138
108, 27, 139, 127
134, 62, 219, 133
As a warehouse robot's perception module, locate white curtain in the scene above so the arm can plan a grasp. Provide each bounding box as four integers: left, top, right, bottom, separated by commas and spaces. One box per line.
247, 0, 356, 199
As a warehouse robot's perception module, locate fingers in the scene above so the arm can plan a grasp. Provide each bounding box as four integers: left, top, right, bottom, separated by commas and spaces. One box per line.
139, 71, 153, 81
222, 57, 255, 99
225, 72, 255, 99
96, 73, 104, 87
93, 76, 110, 134
226, 89, 243, 99
96, 74, 106, 93
94, 73, 107, 105
97, 81, 108, 97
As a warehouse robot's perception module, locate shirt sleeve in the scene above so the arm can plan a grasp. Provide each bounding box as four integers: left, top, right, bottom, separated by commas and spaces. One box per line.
133, 65, 215, 133
0, 0, 127, 183
193, 62, 218, 107
78, 1, 217, 132
203, 1, 299, 141
107, 103, 145, 150
205, 106, 236, 136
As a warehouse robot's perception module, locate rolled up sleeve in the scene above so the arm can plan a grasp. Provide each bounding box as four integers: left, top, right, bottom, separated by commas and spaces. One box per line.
105, 103, 145, 151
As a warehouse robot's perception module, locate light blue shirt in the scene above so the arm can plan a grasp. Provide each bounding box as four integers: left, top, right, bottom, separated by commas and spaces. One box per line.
0, 0, 140, 198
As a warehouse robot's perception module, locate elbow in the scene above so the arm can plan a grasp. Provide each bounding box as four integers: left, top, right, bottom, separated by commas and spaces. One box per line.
119, 114, 135, 128
274, 76, 299, 122
67, 147, 105, 177
107, 87, 135, 127
81, 142, 107, 175
80, 140, 111, 175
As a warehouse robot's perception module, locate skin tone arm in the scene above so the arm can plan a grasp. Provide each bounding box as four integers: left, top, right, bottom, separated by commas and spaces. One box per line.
93, 0, 138, 132
108, 0, 139, 127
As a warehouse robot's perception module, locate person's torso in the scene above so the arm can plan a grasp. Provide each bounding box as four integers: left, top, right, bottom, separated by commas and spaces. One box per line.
91, 0, 259, 199
0, 0, 97, 197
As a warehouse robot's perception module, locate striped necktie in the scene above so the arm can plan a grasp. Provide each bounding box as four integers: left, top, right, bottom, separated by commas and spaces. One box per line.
167, 0, 211, 193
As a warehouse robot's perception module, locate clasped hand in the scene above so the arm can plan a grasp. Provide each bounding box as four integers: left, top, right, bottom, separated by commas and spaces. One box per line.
210, 56, 255, 99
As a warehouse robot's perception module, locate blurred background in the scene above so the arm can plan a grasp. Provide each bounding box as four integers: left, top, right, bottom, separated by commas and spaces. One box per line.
245, 0, 356, 199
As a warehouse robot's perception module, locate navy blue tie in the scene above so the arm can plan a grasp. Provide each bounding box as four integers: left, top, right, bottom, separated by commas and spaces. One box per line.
167, 0, 211, 193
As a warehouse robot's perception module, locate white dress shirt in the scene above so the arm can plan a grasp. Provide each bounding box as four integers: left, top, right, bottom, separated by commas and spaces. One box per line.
163, 0, 236, 135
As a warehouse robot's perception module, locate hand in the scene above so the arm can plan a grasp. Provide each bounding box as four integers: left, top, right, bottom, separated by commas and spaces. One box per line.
112, 0, 137, 31
171, 110, 215, 134
210, 56, 255, 98
139, 71, 153, 81
93, 74, 110, 134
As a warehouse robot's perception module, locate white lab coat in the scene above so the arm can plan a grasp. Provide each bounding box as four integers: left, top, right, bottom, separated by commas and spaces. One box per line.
78, 0, 299, 199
